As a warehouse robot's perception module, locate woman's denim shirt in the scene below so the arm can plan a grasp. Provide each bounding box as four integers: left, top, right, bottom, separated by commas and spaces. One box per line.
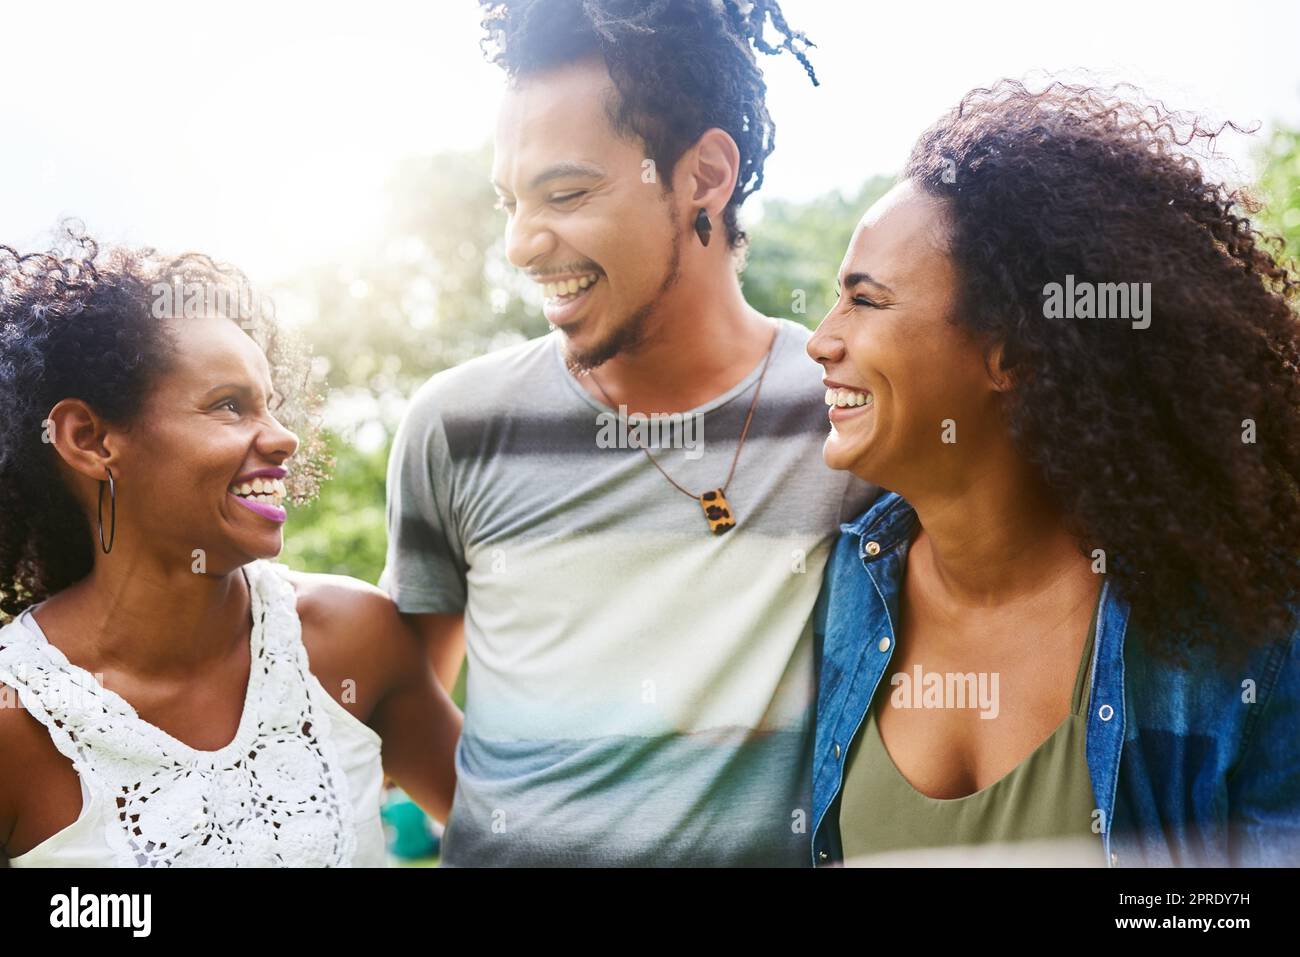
811, 490, 1300, 867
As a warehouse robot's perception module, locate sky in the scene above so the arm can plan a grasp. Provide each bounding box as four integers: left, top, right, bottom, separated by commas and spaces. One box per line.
4, 0, 1298, 285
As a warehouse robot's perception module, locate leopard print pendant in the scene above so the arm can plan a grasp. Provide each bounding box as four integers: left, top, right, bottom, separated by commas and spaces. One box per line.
700, 488, 736, 535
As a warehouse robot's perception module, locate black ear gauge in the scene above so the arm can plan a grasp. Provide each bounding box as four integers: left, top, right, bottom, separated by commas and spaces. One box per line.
694, 208, 712, 247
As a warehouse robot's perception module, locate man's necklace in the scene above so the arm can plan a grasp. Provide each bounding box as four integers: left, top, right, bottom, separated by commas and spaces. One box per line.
584, 324, 779, 535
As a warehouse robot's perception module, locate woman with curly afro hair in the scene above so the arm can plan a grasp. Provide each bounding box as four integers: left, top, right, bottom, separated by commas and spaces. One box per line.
808, 80, 1300, 868
0, 234, 461, 867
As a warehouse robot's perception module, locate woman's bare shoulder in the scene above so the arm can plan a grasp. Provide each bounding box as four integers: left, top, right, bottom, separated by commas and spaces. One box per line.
274, 569, 412, 714
0, 678, 64, 854
281, 569, 401, 642
0, 682, 20, 826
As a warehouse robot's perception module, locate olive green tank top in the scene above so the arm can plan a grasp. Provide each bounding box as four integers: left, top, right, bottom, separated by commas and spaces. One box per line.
838, 597, 1107, 866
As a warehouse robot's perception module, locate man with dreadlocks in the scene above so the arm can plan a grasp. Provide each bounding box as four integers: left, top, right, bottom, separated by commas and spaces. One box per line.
380, 0, 878, 866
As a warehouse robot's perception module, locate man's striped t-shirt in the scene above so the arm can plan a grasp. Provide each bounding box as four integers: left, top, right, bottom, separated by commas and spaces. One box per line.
380, 317, 879, 866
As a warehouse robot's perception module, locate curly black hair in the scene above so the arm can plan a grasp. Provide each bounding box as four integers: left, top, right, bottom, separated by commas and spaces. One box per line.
478, 0, 818, 249
902, 79, 1300, 667
0, 226, 329, 622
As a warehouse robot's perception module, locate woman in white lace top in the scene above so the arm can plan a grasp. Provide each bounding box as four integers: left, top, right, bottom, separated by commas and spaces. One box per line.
0, 237, 462, 866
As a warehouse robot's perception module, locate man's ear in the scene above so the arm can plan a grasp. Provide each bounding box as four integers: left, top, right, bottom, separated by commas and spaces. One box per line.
45, 398, 120, 482
679, 127, 741, 216
985, 343, 1015, 393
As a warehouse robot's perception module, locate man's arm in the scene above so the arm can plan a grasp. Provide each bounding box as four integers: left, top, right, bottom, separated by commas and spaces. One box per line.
380, 378, 470, 697
402, 612, 466, 697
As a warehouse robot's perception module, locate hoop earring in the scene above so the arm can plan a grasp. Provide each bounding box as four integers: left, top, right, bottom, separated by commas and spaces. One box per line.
97, 466, 116, 554
694, 207, 712, 247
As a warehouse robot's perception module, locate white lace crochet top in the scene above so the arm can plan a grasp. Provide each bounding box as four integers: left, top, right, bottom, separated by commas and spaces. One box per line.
0, 560, 387, 867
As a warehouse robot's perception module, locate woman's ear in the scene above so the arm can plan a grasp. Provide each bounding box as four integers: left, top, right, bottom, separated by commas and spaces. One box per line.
45, 398, 119, 481
985, 343, 1014, 393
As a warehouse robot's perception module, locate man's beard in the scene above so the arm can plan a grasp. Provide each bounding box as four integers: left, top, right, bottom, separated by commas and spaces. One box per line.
562, 225, 682, 376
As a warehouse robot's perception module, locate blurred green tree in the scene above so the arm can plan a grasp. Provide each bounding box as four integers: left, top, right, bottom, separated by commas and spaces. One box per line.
286, 144, 549, 424
280, 430, 389, 583
1257, 122, 1300, 265
742, 174, 893, 326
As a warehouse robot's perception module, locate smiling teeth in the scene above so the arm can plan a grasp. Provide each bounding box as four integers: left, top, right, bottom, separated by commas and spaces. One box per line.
825, 388, 873, 408
543, 273, 600, 300
230, 477, 287, 506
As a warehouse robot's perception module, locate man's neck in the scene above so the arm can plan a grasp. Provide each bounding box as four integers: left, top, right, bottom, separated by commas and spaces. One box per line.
572, 268, 777, 415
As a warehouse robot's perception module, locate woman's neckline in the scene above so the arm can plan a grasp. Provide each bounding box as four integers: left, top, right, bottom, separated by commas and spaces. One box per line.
864, 587, 1101, 804
18, 563, 267, 761
866, 704, 1080, 804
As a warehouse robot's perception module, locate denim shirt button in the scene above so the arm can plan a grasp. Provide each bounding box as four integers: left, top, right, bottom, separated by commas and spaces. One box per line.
818, 850, 830, 864
865, 541, 881, 557
833, 743, 842, 760
1099, 704, 1114, 721
878, 636, 891, 652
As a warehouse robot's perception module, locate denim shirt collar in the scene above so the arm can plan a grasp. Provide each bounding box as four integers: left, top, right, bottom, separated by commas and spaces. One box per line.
839, 487, 918, 556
